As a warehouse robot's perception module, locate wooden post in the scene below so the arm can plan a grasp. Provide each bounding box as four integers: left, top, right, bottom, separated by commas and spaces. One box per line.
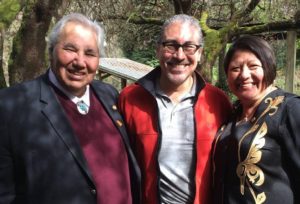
121, 78, 127, 89
285, 31, 297, 93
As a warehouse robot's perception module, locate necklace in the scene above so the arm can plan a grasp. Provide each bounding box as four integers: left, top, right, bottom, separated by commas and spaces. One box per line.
238, 86, 277, 125
236, 116, 251, 126
240, 111, 256, 123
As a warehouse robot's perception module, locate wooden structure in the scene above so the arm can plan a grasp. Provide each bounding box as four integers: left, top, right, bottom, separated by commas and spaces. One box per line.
98, 58, 154, 89
285, 31, 297, 93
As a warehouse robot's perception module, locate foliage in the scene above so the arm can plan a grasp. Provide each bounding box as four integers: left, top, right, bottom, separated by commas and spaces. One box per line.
272, 40, 287, 70
215, 80, 236, 102
251, 0, 298, 22
211, 63, 235, 101
126, 48, 159, 68
200, 12, 222, 63
0, 0, 20, 29
2, 0, 300, 89
296, 39, 300, 65
133, 0, 172, 17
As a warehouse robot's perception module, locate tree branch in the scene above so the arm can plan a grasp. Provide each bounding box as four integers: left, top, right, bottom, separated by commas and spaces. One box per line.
100, 14, 164, 25
234, 0, 261, 21
103, 12, 300, 36
235, 20, 300, 35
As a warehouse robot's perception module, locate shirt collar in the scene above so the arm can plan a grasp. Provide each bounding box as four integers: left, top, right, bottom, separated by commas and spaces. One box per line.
48, 69, 90, 107
155, 73, 197, 100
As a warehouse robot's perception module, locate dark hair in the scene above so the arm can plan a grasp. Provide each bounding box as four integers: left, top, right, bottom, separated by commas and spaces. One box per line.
224, 35, 276, 87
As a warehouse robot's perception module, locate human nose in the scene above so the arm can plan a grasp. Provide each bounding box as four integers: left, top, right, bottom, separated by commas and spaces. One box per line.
239, 64, 251, 78
173, 46, 185, 59
73, 52, 86, 68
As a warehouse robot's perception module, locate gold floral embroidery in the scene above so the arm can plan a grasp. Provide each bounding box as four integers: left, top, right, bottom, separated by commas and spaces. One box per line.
257, 96, 284, 120
237, 122, 267, 204
236, 96, 284, 204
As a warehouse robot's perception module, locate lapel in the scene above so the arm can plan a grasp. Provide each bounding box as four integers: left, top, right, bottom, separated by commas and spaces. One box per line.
91, 81, 142, 189
90, 81, 132, 156
39, 74, 95, 185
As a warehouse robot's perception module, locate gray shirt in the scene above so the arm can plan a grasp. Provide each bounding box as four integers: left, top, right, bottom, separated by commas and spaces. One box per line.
156, 79, 196, 204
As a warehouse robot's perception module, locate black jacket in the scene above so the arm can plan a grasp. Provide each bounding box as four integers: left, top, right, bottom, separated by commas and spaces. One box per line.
0, 72, 141, 204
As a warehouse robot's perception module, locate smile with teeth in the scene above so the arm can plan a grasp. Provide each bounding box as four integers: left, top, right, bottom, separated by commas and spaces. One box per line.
169, 66, 188, 74
68, 69, 85, 79
168, 63, 189, 69
238, 82, 254, 89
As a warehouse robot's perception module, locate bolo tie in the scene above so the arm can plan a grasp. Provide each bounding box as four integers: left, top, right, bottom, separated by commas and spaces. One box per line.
76, 101, 89, 115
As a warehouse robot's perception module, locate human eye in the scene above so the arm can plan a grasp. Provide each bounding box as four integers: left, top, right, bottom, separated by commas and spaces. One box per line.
182, 44, 199, 54
229, 66, 240, 72
184, 44, 197, 50
85, 49, 98, 57
63, 43, 77, 52
164, 43, 176, 50
249, 64, 261, 70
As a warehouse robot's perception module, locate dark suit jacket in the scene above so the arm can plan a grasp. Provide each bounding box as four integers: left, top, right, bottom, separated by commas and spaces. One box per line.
0, 72, 141, 204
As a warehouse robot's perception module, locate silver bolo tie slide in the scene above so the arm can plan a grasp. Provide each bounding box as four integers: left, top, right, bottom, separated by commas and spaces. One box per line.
76, 101, 89, 115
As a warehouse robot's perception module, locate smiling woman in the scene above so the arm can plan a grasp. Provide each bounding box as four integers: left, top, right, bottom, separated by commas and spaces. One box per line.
212, 35, 300, 204
227, 50, 266, 104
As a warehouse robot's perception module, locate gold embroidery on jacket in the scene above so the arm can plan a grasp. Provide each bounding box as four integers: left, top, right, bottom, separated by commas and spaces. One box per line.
236, 96, 284, 204
237, 122, 267, 204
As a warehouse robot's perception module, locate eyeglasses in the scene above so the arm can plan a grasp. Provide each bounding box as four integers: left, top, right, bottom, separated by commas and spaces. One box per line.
161, 41, 201, 55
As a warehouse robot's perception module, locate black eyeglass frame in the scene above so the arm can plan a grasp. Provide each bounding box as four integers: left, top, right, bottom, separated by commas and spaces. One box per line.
161, 41, 202, 55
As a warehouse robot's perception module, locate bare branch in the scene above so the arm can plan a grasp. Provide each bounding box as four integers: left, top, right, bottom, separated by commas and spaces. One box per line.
235, 20, 300, 35
100, 14, 164, 25
235, 0, 261, 20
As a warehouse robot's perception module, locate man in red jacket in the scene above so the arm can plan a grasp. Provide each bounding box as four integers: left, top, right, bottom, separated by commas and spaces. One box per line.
119, 14, 231, 204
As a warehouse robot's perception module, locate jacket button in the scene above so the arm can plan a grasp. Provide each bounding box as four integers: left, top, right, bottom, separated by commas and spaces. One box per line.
112, 105, 117, 110
91, 189, 96, 195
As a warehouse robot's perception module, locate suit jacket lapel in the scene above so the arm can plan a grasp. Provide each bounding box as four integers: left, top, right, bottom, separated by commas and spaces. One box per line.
39, 74, 95, 185
91, 82, 131, 148
91, 82, 142, 200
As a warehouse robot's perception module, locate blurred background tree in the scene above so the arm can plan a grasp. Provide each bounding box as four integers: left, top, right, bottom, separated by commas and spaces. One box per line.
0, 0, 20, 88
1, 0, 299, 93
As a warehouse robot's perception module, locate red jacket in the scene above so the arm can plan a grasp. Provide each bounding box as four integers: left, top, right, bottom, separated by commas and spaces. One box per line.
119, 68, 232, 204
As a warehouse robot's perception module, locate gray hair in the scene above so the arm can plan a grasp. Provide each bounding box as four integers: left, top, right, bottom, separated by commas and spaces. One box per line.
157, 14, 203, 46
47, 13, 105, 57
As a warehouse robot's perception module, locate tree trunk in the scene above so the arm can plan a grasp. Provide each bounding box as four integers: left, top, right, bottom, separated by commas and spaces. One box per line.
8, 0, 66, 85
217, 46, 227, 88
0, 29, 7, 88
173, 0, 194, 14
199, 0, 261, 82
